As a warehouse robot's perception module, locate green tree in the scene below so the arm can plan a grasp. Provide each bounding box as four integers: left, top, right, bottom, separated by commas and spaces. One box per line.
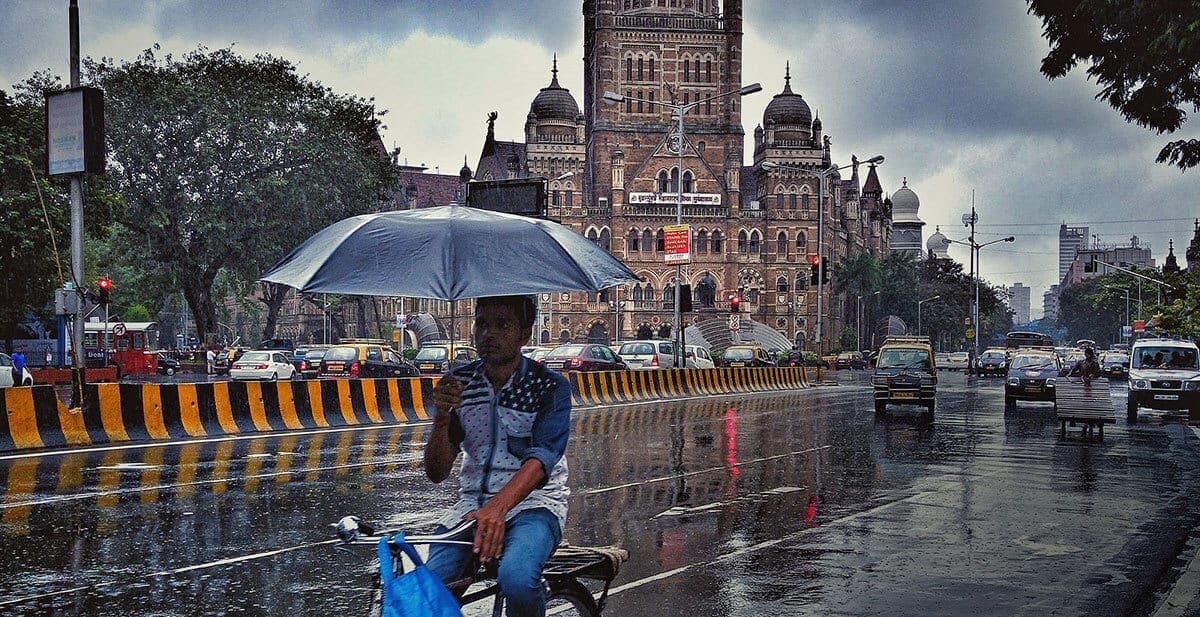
86, 46, 399, 344
877, 254, 1011, 350
838, 326, 858, 352
1029, 0, 1200, 169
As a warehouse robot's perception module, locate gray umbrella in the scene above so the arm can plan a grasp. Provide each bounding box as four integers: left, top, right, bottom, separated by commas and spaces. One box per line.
260, 205, 640, 299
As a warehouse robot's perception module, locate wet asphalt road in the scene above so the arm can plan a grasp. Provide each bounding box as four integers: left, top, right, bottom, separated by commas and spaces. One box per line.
3, 371, 1199, 616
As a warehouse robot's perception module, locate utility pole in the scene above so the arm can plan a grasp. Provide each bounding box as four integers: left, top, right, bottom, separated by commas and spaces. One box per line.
68, 0, 86, 408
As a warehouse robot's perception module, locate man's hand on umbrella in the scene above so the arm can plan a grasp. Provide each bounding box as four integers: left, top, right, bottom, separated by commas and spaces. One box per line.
432, 376, 463, 428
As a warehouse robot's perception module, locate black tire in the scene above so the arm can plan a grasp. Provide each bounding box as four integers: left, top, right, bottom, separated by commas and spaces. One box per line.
1004, 396, 1015, 409
874, 401, 886, 417
1126, 397, 1138, 424
926, 401, 936, 414
546, 579, 598, 616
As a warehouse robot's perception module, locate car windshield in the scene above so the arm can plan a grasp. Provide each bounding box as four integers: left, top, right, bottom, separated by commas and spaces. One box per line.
324, 347, 359, 362
1103, 354, 1129, 365
304, 350, 328, 360
547, 345, 585, 358
981, 352, 1006, 361
1011, 355, 1055, 369
877, 349, 929, 369
414, 347, 449, 361
240, 351, 271, 362
619, 343, 654, 355
1133, 346, 1199, 369
724, 348, 753, 360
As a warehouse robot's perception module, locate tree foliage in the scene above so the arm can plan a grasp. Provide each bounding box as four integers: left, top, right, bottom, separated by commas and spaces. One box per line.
1029, 0, 1200, 170
1057, 268, 1200, 344
85, 46, 399, 344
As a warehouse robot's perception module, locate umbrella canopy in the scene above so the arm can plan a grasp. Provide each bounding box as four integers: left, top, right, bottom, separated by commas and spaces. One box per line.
260, 205, 640, 300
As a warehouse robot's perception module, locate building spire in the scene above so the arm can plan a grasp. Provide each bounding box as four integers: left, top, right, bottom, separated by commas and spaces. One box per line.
783, 61, 793, 94
550, 53, 560, 88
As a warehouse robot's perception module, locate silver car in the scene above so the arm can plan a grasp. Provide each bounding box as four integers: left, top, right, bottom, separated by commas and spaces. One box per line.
617, 340, 678, 369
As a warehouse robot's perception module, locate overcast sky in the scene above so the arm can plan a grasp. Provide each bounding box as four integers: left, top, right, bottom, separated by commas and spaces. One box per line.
3, 0, 1196, 318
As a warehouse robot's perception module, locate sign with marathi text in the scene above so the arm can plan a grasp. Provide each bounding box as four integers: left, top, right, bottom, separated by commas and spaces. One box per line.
664, 224, 691, 264
628, 192, 722, 206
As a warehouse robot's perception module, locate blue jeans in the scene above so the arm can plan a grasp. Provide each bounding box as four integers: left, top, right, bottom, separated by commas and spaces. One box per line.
425, 508, 562, 617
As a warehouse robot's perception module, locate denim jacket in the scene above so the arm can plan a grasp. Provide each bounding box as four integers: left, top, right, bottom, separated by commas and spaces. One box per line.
438, 357, 571, 530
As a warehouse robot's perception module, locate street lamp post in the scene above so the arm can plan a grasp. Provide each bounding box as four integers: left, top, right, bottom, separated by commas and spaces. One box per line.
603, 83, 762, 365
917, 295, 941, 336
764, 155, 884, 356
608, 285, 625, 345
948, 233, 1014, 357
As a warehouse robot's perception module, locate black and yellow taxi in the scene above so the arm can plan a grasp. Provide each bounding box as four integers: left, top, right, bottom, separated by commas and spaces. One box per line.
718, 345, 773, 367
318, 343, 418, 379
1004, 348, 1061, 409
413, 342, 479, 375
872, 336, 936, 416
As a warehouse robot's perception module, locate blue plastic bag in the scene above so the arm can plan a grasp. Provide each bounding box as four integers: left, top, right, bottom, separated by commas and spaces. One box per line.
378, 533, 463, 617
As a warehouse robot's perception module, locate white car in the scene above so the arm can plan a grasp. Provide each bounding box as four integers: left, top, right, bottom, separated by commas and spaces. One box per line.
685, 345, 715, 369
0, 353, 33, 388
944, 352, 970, 371
229, 350, 296, 381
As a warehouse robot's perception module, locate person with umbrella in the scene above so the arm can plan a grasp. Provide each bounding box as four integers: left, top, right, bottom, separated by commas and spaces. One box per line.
423, 295, 571, 616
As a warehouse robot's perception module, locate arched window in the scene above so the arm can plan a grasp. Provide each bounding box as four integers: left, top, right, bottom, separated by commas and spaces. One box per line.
683, 57, 691, 81
587, 228, 599, 244
645, 284, 656, 303
749, 230, 761, 254
776, 231, 788, 254
696, 230, 708, 254
748, 288, 760, 304
628, 228, 639, 251
738, 230, 749, 254
626, 56, 633, 80
777, 276, 789, 293
711, 230, 723, 253
632, 284, 644, 302
637, 56, 644, 81
649, 57, 655, 81
796, 230, 807, 251
655, 228, 665, 252
795, 272, 807, 291
641, 229, 653, 252
802, 193, 811, 210
776, 189, 785, 209
706, 58, 713, 82
682, 170, 694, 193
657, 169, 670, 193
789, 194, 797, 210
670, 167, 680, 193
599, 228, 611, 251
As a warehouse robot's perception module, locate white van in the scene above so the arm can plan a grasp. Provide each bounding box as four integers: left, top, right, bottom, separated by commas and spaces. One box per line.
617, 340, 678, 369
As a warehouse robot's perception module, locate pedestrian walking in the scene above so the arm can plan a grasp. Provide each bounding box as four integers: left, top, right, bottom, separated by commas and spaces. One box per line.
11, 346, 25, 385
206, 347, 216, 375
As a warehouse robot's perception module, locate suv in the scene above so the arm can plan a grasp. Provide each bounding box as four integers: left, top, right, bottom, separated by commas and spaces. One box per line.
872, 336, 936, 416
719, 345, 773, 368
1004, 349, 1061, 409
1127, 338, 1200, 422
319, 344, 418, 379
976, 348, 1010, 377
413, 343, 479, 375
617, 340, 678, 369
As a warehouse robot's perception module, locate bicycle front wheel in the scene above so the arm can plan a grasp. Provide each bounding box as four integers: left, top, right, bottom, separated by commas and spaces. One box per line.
546, 579, 599, 616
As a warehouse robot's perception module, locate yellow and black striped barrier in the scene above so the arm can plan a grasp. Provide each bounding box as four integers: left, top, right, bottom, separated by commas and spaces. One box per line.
0, 367, 809, 453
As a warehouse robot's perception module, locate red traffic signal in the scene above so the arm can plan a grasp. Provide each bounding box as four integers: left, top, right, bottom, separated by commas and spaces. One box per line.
808, 255, 820, 267
97, 277, 113, 304
729, 293, 742, 313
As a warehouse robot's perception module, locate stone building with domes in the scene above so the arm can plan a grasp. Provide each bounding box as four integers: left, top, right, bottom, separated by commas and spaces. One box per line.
926, 226, 951, 260
888, 178, 924, 256
458, 0, 896, 351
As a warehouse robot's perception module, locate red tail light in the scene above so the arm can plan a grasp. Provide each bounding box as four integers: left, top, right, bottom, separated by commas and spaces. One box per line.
300, 360, 309, 370
567, 357, 584, 369
650, 354, 659, 367
253, 364, 268, 370
349, 361, 360, 377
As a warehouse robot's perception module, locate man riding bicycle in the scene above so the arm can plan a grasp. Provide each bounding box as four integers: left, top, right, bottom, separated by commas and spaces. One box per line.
425, 295, 572, 617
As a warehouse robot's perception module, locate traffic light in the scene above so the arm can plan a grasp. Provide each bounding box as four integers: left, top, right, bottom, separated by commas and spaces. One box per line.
97, 277, 113, 305
729, 293, 741, 313
809, 255, 820, 285
821, 257, 830, 284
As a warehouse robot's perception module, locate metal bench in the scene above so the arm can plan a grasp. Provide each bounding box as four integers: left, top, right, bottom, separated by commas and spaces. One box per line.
1055, 378, 1115, 441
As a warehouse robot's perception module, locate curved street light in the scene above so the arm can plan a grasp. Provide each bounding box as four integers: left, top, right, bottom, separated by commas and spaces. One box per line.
947, 235, 1015, 356
602, 83, 763, 365
917, 295, 941, 336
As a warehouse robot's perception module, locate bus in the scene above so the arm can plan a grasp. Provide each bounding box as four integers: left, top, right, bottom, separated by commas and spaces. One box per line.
1005, 331, 1054, 349
84, 321, 160, 376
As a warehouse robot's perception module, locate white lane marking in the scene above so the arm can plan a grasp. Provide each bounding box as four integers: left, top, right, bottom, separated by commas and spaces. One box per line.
0, 539, 339, 608
605, 490, 935, 597
652, 487, 805, 519
577, 447, 830, 496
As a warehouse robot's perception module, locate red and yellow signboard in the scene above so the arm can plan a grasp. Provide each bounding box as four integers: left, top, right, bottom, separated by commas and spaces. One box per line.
664, 224, 690, 264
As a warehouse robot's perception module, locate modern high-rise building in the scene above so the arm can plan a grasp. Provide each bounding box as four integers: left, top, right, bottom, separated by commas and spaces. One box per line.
1008, 282, 1030, 326
1043, 284, 1060, 324
1058, 224, 1088, 283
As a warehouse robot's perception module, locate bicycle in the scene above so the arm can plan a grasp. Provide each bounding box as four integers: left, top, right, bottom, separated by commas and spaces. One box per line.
334, 516, 627, 616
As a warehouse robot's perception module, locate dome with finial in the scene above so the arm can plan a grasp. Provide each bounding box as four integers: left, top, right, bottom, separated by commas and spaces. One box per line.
890, 177, 922, 223
459, 155, 472, 182
927, 226, 951, 258
530, 54, 580, 121
762, 62, 812, 134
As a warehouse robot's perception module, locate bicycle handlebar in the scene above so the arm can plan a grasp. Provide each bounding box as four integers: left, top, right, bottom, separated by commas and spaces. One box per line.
334, 515, 476, 547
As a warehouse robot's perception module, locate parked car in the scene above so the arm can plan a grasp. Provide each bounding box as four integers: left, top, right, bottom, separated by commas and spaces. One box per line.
976, 348, 1010, 377
617, 340, 678, 369
528, 346, 557, 363
413, 343, 479, 375
0, 352, 33, 387
229, 350, 297, 381
294, 346, 330, 379
1100, 352, 1130, 380
541, 343, 628, 373
873, 336, 936, 416
684, 345, 715, 369
1004, 350, 1061, 408
935, 352, 950, 370
320, 344, 419, 379
944, 351, 970, 371
1127, 337, 1200, 422
213, 346, 251, 375
719, 345, 773, 368
835, 351, 867, 370
156, 352, 182, 376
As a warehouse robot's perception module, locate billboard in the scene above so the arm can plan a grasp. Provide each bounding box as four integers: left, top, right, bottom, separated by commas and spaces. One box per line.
45, 86, 105, 175
466, 178, 546, 217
